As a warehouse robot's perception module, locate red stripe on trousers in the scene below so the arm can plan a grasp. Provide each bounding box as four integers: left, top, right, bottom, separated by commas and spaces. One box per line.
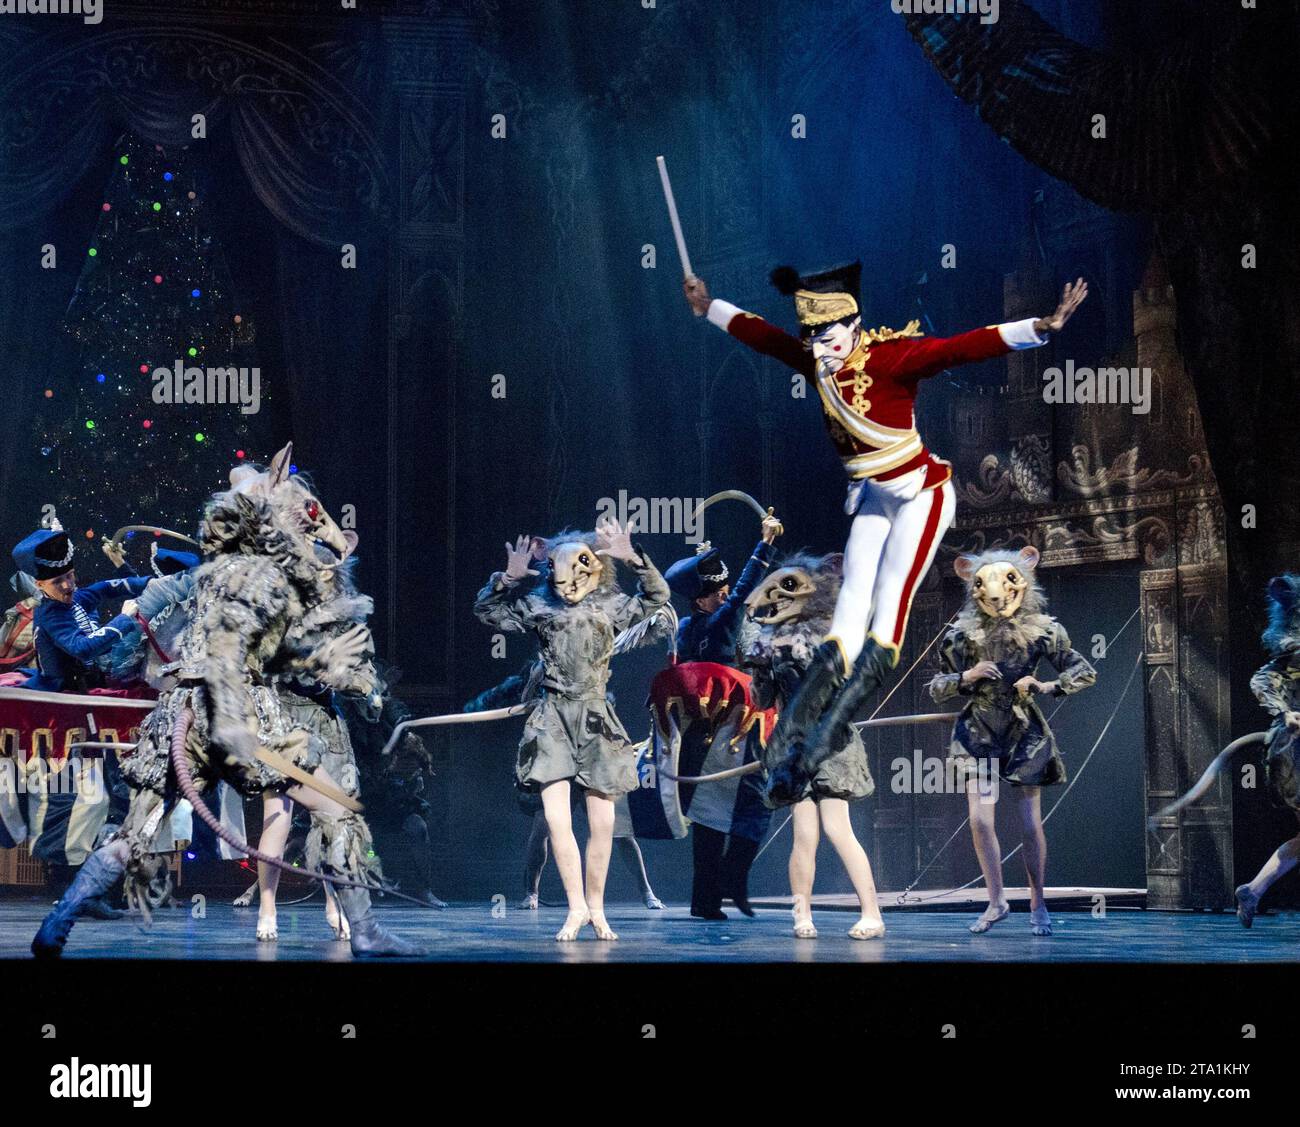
891, 486, 946, 648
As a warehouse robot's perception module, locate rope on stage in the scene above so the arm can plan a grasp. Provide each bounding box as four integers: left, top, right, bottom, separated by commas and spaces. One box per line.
166, 708, 440, 911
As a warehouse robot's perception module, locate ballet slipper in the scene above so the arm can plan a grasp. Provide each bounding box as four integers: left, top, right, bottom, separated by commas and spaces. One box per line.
793, 918, 818, 939
1029, 905, 1053, 936
1235, 884, 1259, 929
969, 901, 1010, 934
556, 909, 591, 941
849, 917, 885, 940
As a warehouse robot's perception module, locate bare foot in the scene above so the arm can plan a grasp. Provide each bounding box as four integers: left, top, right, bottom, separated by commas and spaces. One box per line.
326, 909, 351, 940
849, 916, 885, 940
643, 893, 665, 910
589, 914, 619, 941
233, 887, 255, 908
556, 908, 591, 941
969, 901, 1010, 934
518, 893, 539, 911
793, 917, 818, 939
1029, 905, 1052, 936
256, 913, 278, 942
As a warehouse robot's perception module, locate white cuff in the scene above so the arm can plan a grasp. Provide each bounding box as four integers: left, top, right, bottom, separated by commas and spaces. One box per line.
707, 299, 743, 331
998, 318, 1049, 350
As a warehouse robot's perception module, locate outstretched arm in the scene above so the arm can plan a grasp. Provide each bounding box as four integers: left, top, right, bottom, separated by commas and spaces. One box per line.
897, 278, 1089, 383
685, 276, 814, 377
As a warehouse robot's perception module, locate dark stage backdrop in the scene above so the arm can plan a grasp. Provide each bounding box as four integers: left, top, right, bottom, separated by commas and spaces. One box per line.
0, 0, 1155, 904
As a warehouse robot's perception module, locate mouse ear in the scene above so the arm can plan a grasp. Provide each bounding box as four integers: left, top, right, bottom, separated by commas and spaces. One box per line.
818, 553, 845, 577
528, 536, 548, 562
954, 554, 979, 582
267, 442, 294, 487
1268, 575, 1294, 603
1018, 545, 1041, 571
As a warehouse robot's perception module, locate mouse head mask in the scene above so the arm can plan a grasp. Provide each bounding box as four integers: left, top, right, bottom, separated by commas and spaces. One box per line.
541, 534, 607, 605
954, 546, 1042, 619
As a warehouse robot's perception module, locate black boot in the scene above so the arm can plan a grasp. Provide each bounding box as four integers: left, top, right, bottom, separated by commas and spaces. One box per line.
794, 639, 899, 777
335, 886, 427, 957
690, 824, 728, 920
722, 835, 761, 918
317, 811, 425, 957
763, 641, 849, 805
32, 850, 127, 958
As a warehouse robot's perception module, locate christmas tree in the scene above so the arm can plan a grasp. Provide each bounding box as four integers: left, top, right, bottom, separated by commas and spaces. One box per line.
35, 132, 267, 555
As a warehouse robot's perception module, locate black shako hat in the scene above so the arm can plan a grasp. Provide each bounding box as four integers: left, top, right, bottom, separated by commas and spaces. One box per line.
12, 529, 75, 581
770, 261, 863, 337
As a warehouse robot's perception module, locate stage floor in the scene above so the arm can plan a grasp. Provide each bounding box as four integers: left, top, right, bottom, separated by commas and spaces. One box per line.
0, 896, 1295, 963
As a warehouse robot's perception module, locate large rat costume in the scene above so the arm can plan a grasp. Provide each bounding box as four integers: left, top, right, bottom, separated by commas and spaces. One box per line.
740, 552, 882, 939
474, 521, 668, 941
31, 445, 420, 959
1235, 575, 1300, 927
928, 546, 1095, 934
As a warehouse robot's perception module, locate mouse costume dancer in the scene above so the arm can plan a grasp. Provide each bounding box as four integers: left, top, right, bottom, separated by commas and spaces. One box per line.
665, 509, 781, 919
474, 519, 669, 941
12, 526, 148, 692
927, 547, 1095, 935
31, 445, 421, 959
684, 269, 1087, 805
1236, 576, 1300, 927
741, 552, 882, 939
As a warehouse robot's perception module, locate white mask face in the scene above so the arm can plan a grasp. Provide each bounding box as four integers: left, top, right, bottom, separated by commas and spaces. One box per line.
808, 319, 860, 371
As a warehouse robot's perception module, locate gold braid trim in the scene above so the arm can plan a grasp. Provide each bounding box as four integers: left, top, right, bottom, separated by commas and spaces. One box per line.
861, 319, 924, 344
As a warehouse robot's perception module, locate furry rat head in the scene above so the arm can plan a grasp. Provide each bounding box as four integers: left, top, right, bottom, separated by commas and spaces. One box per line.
530, 529, 617, 606
746, 552, 843, 632
1263, 574, 1300, 656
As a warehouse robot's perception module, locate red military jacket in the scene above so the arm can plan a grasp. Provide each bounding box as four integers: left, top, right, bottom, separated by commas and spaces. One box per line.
713, 302, 1040, 490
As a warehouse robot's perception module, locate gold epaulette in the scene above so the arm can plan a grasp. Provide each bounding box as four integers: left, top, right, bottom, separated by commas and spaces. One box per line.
862, 319, 924, 344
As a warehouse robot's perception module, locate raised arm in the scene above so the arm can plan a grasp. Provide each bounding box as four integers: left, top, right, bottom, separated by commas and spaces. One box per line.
893, 278, 1089, 384
473, 535, 544, 634
595, 519, 670, 632
685, 276, 814, 376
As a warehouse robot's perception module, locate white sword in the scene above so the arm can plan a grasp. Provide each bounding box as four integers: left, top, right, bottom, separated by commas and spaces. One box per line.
656, 156, 697, 295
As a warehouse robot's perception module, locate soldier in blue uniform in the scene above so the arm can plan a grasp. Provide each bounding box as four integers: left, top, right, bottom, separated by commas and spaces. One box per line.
11, 528, 148, 693
665, 509, 781, 919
